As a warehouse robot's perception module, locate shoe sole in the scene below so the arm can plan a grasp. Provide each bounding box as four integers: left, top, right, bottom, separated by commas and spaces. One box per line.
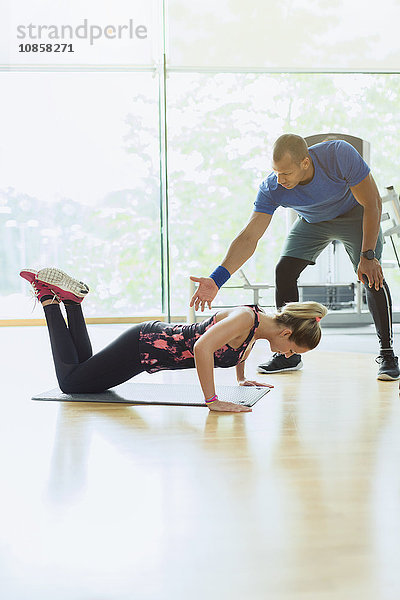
36, 268, 89, 298
257, 362, 303, 374
377, 373, 400, 381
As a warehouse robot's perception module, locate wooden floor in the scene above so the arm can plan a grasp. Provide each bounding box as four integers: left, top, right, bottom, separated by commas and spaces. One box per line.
2, 326, 400, 599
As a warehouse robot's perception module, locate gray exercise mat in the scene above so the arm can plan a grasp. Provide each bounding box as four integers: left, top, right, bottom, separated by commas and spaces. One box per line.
32, 382, 270, 407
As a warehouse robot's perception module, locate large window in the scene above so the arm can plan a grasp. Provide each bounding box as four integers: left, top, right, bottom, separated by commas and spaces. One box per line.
0, 72, 160, 318
3, 0, 157, 66
167, 72, 400, 315
1, 1, 400, 321
167, 0, 400, 71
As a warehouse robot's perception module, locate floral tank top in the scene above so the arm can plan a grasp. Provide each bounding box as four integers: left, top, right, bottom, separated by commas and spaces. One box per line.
139, 305, 260, 373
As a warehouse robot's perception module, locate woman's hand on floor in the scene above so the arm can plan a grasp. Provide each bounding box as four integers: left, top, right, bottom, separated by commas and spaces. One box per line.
207, 400, 252, 413
238, 379, 274, 388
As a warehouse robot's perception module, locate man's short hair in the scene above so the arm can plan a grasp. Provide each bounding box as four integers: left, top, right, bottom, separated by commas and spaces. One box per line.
273, 134, 310, 165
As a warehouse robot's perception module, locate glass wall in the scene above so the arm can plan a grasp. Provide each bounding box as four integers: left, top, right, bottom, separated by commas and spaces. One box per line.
167, 72, 400, 315
0, 72, 161, 318
1, 0, 400, 321
3, 0, 158, 66
167, 0, 400, 71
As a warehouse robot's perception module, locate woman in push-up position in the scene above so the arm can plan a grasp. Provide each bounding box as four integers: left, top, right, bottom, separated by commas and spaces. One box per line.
20, 268, 327, 413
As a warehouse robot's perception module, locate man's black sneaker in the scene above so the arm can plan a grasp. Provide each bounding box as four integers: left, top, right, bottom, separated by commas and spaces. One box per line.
376, 354, 400, 381
257, 352, 303, 374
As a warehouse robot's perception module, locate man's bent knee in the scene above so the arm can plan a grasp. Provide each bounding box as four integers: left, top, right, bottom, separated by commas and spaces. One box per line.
275, 256, 310, 284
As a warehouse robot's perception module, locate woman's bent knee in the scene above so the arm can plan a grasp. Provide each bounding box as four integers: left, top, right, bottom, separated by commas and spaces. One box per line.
59, 375, 108, 394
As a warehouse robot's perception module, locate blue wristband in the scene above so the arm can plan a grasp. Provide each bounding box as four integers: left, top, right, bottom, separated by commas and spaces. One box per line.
209, 265, 231, 288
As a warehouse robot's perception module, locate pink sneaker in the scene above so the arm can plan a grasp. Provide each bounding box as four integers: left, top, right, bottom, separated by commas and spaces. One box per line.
36, 267, 89, 303
20, 268, 59, 302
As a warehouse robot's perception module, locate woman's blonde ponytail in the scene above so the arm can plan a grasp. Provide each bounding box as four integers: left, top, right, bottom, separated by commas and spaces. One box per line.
275, 301, 328, 349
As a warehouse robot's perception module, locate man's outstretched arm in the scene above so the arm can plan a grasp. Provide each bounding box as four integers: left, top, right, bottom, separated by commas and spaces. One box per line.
190, 211, 272, 311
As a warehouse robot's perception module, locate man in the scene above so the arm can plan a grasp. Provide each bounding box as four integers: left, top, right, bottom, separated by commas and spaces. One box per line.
190, 133, 399, 381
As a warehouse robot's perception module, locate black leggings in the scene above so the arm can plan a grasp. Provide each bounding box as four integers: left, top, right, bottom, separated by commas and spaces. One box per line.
275, 256, 393, 351
43, 303, 145, 393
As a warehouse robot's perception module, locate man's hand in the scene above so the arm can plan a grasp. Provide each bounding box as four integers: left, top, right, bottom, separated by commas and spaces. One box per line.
190, 276, 218, 311
357, 257, 383, 291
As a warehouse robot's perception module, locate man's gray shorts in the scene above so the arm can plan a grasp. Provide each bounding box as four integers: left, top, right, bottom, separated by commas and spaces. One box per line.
281, 203, 383, 270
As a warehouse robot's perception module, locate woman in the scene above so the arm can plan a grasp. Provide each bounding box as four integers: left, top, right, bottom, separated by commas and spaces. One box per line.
20, 267, 328, 413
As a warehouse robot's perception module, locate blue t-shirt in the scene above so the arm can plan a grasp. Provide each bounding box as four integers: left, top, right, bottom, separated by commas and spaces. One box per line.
254, 140, 370, 223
